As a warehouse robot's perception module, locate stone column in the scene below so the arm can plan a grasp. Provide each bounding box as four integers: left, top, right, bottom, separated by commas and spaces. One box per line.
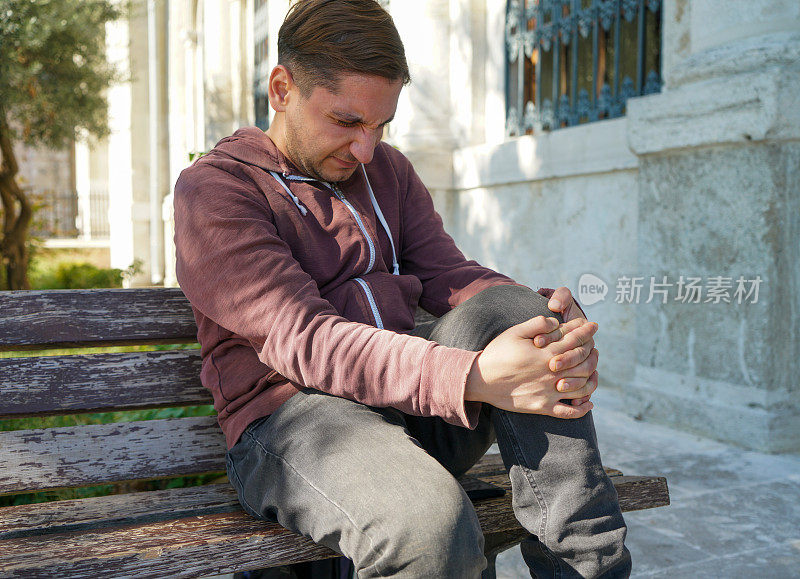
624, 0, 800, 451
106, 17, 137, 284
388, 0, 456, 190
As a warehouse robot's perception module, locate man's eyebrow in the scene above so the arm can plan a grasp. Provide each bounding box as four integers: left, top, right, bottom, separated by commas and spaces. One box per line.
330, 111, 395, 126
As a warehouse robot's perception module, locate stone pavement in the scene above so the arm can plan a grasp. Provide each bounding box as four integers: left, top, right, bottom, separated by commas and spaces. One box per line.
493, 388, 800, 578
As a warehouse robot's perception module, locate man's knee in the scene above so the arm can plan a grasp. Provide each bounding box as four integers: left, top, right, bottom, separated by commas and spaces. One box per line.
429, 284, 559, 351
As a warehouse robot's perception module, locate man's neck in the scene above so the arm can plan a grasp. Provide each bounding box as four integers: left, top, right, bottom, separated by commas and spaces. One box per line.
265, 113, 290, 162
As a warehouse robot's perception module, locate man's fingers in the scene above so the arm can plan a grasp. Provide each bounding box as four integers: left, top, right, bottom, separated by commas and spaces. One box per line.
516, 315, 560, 340
534, 318, 595, 348
551, 399, 593, 419
534, 318, 587, 347
550, 336, 595, 371
547, 321, 598, 358
558, 371, 598, 399
554, 348, 599, 380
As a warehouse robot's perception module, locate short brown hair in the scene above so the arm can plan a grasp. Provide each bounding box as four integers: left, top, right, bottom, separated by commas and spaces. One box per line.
278, 0, 411, 95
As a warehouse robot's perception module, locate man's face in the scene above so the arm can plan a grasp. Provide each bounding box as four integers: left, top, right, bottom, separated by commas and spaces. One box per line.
281, 73, 403, 183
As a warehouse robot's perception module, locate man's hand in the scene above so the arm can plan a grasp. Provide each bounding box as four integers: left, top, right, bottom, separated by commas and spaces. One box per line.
534, 286, 596, 407
465, 315, 598, 419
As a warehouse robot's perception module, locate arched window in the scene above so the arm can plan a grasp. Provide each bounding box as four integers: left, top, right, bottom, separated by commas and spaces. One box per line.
505, 0, 662, 136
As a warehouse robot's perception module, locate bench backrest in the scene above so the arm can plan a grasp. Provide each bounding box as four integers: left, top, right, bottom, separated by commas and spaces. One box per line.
0, 288, 226, 497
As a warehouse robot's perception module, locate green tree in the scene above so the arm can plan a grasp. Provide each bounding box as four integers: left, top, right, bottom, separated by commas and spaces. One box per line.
0, 0, 124, 290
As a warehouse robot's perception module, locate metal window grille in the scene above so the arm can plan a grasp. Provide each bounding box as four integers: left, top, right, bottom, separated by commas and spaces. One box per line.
506, 0, 662, 136
254, 0, 270, 131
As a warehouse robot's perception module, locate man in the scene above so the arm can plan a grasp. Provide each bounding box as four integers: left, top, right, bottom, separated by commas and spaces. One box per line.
173, 1, 631, 577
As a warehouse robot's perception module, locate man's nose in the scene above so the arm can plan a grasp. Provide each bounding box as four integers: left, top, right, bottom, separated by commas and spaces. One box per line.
350, 127, 382, 164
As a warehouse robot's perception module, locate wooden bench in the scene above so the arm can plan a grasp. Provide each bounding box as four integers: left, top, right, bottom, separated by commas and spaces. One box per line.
0, 288, 670, 578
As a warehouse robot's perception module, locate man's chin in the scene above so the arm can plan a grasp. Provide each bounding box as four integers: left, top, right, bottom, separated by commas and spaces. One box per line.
320, 165, 358, 184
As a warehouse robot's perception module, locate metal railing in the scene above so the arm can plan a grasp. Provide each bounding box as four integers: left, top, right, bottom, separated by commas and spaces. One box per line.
27, 187, 110, 240
86, 187, 110, 239
506, 0, 662, 136
28, 188, 79, 239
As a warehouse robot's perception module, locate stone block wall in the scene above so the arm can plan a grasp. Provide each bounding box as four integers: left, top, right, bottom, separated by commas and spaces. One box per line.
391, 0, 800, 451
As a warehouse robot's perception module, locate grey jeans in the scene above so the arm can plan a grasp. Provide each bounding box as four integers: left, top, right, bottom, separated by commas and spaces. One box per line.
226, 285, 631, 578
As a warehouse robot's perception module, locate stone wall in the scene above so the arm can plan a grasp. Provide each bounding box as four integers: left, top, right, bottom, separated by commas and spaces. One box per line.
390, 0, 799, 451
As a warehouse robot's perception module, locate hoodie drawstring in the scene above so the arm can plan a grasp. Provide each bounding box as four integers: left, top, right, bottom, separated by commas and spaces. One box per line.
269, 170, 308, 215
269, 167, 400, 276
361, 164, 400, 276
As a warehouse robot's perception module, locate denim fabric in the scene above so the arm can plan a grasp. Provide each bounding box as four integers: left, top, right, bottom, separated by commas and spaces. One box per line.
227, 285, 631, 578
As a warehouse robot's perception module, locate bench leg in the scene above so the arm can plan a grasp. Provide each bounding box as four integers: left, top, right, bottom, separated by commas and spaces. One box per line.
482, 553, 498, 579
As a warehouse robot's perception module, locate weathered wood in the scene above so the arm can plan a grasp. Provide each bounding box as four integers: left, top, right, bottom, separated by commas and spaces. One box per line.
0, 416, 227, 495
0, 476, 530, 578
0, 483, 240, 539
0, 510, 341, 578
0, 522, 531, 579
0, 350, 209, 417
0, 508, 535, 579
606, 475, 670, 512
0, 288, 197, 351
0, 467, 670, 578
0, 477, 504, 541
472, 455, 669, 512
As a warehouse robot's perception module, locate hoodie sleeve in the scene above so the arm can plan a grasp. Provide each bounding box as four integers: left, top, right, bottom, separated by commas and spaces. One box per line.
391, 150, 523, 317
174, 161, 482, 429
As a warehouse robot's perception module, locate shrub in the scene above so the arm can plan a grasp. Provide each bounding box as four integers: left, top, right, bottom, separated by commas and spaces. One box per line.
29, 259, 142, 290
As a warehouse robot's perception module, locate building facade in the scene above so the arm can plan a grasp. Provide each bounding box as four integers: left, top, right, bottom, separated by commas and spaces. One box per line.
395, 0, 798, 452
85, 0, 798, 452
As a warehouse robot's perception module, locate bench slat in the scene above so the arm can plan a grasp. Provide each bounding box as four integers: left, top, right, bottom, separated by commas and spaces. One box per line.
0, 470, 665, 541
0, 288, 197, 351
0, 416, 226, 495
0, 483, 241, 539
0, 350, 210, 417
0, 510, 340, 578
0, 474, 508, 540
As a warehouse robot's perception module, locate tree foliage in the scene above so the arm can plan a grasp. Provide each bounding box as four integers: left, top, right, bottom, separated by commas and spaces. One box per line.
0, 0, 125, 146
0, 0, 125, 290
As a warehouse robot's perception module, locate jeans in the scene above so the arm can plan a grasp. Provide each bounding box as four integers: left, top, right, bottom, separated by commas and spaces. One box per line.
226, 285, 631, 578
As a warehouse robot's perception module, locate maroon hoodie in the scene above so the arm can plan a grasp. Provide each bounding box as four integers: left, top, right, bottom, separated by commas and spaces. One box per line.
173, 127, 519, 448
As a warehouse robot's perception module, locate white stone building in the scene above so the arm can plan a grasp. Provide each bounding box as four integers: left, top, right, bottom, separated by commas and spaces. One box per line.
79, 0, 798, 452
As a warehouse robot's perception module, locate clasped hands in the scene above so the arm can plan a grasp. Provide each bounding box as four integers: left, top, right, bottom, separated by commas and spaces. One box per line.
465, 287, 598, 419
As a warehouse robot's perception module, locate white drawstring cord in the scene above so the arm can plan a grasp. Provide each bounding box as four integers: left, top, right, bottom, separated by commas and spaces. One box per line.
361, 164, 400, 276
270, 166, 400, 276
269, 171, 308, 215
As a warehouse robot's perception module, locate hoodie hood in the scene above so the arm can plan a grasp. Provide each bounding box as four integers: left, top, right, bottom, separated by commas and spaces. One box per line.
207, 126, 361, 189
208, 126, 292, 175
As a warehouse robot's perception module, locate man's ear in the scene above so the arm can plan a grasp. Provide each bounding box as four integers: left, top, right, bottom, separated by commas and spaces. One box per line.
267, 65, 295, 112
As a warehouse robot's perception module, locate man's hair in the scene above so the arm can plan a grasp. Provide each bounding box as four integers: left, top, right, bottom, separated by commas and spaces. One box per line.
278, 0, 411, 95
